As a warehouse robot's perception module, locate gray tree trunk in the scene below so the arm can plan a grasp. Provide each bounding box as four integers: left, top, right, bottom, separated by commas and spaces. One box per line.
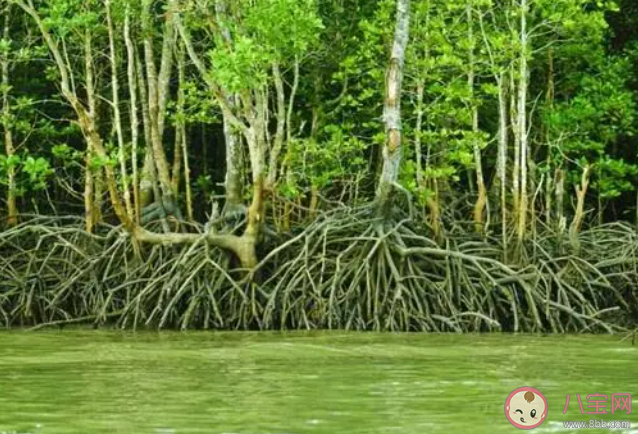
215, 0, 244, 214
517, 0, 529, 242
376, 0, 411, 214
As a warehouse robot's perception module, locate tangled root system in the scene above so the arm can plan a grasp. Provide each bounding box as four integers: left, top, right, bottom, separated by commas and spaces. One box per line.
0, 211, 635, 332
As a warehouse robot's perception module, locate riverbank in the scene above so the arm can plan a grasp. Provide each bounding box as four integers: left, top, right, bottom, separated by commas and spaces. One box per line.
1, 214, 637, 332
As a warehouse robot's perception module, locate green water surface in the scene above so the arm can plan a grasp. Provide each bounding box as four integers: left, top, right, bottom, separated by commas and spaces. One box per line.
0, 332, 636, 434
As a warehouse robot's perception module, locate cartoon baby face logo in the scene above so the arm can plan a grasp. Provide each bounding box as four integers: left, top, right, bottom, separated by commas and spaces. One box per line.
505, 387, 548, 430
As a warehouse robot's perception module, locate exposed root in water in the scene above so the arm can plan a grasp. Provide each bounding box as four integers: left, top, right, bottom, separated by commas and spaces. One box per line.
0, 212, 635, 332
0, 216, 252, 330
257, 208, 633, 332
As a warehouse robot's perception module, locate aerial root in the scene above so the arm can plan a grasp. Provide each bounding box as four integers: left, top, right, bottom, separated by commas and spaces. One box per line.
260, 208, 632, 332
0, 213, 635, 331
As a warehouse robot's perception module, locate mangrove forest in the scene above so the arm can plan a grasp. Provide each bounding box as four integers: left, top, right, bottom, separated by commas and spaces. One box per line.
1, 0, 638, 333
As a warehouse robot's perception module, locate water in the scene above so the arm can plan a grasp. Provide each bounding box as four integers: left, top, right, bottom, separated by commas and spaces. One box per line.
0, 331, 636, 434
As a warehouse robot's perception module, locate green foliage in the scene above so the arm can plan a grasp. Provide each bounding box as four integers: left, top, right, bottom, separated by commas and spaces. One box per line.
3, 0, 638, 235
207, 0, 322, 93
89, 153, 115, 171
3, 0, 638, 333
242, 0, 323, 58
40, 0, 101, 37
209, 36, 270, 92
169, 80, 219, 125
595, 157, 638, 199
22, 156, 53, 189
52, 143, 83, 168
282, 124, 367, 198
0, 153, 53, 194
545, 56, 637, 198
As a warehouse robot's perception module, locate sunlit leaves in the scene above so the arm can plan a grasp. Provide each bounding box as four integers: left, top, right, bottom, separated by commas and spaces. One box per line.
243, 0, 323, 59
0, 154, 53, 193
545, 55, 637, 199
198, 0, 323, 93
40, 0, 102, 37
208, 35, 270, 92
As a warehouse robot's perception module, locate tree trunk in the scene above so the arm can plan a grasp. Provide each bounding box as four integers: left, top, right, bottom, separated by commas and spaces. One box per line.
222, 102, 244, 214
1, 7, 17, 227
138, 5, 175, 214
414, 80, 425, 193
569, 166, 590, 251
376, 0, 411, 214
173, 45, 193, 221
136, 48, 155, 208
497, 74, 508, 249
269, 62, 286, 190
172, 0, 270, 269
467, 1, 487, 233
215, 0, 244, 214
142, 0, 174, 205
106, 0, 134, 222
516, 0, 529, 242
555, 167, 565, 233
510, 68, 520, 233
84, 28, 101, 232
180, 95, 194, 221
124, 7, 141, 224
544, 49, 555, 226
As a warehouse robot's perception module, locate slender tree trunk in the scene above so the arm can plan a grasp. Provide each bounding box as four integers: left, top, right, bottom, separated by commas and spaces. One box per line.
170, 43, 185, 198
106, 0, 134, 222
174, 45, 193, 220
215, 0, 244, 214
157, 11, 174, 138
510, 67, 520, 235
136, 48, 155, 208
414, 3, 439, 237
243, 88, 268, 241
1, 7, 17, 226
222, 100, 244, 214
544, 162, 553, 224
497, 74, 508, 249
544, 48, 555, 226
376, 0, 411, 214
426, 185, 441, 240
179, 67, 194, 221
467, 1, 487, 233
142, 0, 174, 206
283, 57, 300, 228
171, 118, 183, 197
555, 167, 565, 232
423, 113, 442, 239
84, 28, 100, 232
269, 62, 286, 190
83, 154, 96, 231
286, 57, 299, 156
415, 80, 425, 193
267, 56, 300, 191
569, 166, 590, 251
303, 104, 322, 225
124, 8, 141, 225
516, 0, 529, 242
